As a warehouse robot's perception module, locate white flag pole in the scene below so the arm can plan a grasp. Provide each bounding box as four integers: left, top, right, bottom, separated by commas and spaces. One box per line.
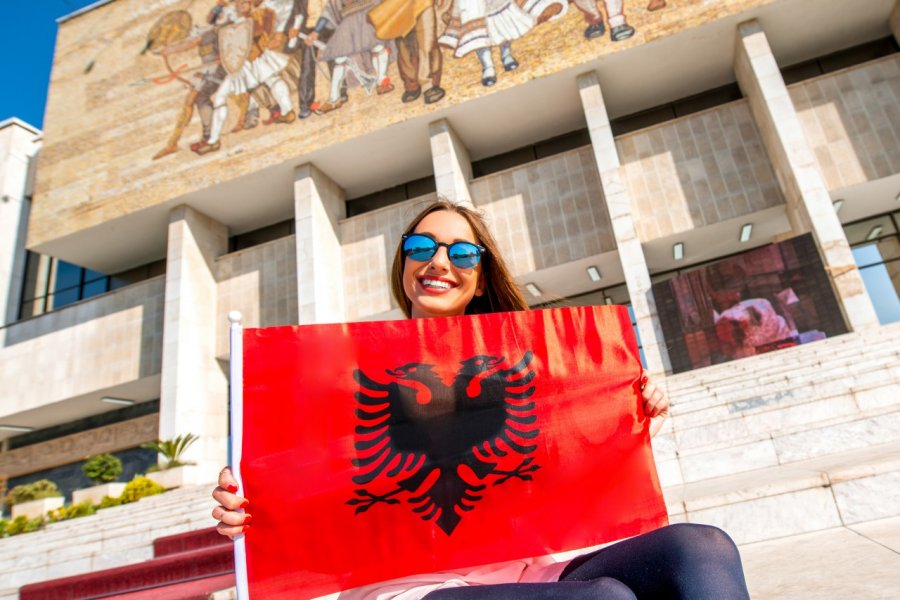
228, 311, 250, 599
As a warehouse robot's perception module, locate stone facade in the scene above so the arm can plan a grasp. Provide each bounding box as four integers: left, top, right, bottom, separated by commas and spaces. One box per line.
791, 55, 900, 191
619, 101, 785, 241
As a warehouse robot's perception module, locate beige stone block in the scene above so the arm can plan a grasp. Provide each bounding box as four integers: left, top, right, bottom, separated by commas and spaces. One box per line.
849, 516, 900, 554
688, 487, 841, 545
741, 526, 900, 599
679, 439, 778, 482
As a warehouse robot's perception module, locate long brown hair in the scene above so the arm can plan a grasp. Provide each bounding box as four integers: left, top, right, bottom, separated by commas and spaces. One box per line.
391, 199, 529, 317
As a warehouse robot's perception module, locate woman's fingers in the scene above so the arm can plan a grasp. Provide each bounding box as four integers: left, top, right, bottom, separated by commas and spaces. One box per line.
640, 374, 670, 419
212, 505, 252, 527
216, 521, 249, 539
212, 466, 250, 537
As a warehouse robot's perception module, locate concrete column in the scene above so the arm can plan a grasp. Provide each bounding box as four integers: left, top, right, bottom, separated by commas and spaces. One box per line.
159, 205, 229, 483
577, 72, 671, 375
0, 120, 40, 327
294, 164, 346, 325
891, 0, 900, 44
734, 20, 879, 332
429, 119, 473, 206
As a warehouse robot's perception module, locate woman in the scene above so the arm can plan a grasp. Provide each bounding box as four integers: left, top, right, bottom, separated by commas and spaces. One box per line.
213, 199, 751, 599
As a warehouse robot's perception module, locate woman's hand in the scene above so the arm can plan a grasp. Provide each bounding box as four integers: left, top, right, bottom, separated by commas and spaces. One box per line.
212, 466, 251, 538
640, 374, 669, 437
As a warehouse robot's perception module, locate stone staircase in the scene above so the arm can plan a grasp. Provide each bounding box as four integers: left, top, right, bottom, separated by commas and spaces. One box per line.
18, 527, 233, 600
0, 484, 217, 599
656, 321, 900, 544
2, 323, 897, 598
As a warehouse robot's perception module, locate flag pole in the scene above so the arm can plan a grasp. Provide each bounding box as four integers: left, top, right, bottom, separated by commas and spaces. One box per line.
228, 310, 249, 599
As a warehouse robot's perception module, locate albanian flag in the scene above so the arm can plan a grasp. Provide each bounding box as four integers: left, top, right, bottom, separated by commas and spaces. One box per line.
236, 306, 668, 598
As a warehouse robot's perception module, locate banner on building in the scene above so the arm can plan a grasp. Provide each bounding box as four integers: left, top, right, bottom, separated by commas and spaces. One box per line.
233, 306, 668, 598
652, 233, 849, 373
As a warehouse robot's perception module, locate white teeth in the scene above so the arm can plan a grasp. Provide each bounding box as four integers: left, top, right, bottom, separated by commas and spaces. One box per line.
421, 278, 451, 290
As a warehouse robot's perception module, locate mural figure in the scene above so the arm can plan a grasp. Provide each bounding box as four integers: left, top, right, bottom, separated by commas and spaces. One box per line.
149, 8, 230, 160
304, 0, 396, 114
256, 0, 318, 120
438, 0, 567, 87
368, 0, 445, 104
194, 0, 296, 155
572, 0, 635, 41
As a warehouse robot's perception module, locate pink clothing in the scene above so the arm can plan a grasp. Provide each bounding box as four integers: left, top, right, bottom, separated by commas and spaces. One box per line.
317, 552, 588, 600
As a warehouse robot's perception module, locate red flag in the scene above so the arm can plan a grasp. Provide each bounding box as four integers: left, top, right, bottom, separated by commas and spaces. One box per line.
239, 306, 667, 598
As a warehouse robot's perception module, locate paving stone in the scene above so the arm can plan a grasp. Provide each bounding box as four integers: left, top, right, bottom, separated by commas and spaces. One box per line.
686, 487, 842, 545
849, 515, 900, 553
740, 526, 900, 599
833, 471, 900, 524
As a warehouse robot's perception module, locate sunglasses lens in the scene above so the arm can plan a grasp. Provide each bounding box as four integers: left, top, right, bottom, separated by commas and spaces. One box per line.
449, 243, 481, 269
403, 235, 437, 262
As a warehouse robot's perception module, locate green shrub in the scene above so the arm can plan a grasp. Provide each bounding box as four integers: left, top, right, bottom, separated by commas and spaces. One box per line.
3, 480, 61, 506
99, 476, 164, 509
82, 454, 123, 485
142, 433, 198, 471
5, 515, 44, 536
0, 518, 7, 537
47, 501, 97, 523
99, 495, 122, 509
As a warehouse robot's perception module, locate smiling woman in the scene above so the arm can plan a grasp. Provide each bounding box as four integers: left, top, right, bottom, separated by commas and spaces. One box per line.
211, 196, 751, 600
391, 199, 529, 318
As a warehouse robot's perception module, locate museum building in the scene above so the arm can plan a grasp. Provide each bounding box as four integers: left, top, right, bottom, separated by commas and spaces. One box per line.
1, 0, 899, 506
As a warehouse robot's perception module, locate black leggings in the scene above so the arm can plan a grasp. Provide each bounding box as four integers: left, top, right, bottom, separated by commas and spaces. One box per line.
423, 523, 750, 599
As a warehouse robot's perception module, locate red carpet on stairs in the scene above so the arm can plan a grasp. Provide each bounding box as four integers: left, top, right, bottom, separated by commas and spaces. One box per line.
19, 527, 235, 600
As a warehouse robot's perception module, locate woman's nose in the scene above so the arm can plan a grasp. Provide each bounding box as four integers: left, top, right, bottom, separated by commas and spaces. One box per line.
429, 246, 451, 269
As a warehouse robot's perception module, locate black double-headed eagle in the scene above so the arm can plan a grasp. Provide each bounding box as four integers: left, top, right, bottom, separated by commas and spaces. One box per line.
348, 352, 539, 535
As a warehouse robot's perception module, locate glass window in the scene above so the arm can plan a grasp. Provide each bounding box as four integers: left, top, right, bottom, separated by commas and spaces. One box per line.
82, 278, 110, 299
54, 261, 83, 292
847, 213, 900, 325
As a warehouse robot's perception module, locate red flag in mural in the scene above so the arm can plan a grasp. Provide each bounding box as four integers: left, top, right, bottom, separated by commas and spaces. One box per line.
237, 306, 667, 598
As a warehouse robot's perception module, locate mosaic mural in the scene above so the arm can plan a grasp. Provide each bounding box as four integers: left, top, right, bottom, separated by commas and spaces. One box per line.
33, 0, 771, 246
144, 0, 669, 158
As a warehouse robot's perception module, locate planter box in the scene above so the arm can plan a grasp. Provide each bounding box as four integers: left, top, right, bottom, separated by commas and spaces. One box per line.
72, 482, 127, 506
11, 497, 64, 520
145, 465, 203, 489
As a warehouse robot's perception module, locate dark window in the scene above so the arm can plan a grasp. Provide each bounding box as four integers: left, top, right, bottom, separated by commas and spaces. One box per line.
610, 83, 743, 136
17, 254, 164, 320
471, 129, 592, 179
346, 175, 437, 218
229, 219, 295, 252
781, 36, 899, 85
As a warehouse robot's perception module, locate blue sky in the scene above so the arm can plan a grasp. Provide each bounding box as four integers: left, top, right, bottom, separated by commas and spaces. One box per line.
2, 1, 99, 129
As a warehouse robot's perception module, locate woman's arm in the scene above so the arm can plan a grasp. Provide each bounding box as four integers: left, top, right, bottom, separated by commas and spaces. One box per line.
640, 374, 669, 438
211, 466, 251, 538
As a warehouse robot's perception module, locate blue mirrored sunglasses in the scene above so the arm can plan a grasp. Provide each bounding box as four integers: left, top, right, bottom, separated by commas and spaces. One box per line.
402, 234, 486, 269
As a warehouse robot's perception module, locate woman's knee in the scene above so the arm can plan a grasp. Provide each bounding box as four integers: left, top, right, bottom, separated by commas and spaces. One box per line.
658, 523, 741, 564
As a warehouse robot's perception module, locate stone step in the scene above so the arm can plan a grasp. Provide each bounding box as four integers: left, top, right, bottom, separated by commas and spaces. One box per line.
153, 526, 228, 558
657, 411, 900, 486
668, 339, 899, 409
664, 324, 900, 397
669, 384, 899, 459
0, 484, 216, 594
663, 440, 900, 546
18, 543, 233, 600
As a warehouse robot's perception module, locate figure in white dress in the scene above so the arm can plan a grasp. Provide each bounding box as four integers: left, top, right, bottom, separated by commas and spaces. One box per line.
195, 0, 295, 155
438, 0, 567, 87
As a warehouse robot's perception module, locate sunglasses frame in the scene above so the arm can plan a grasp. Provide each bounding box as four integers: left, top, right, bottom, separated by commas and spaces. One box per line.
401, 233, 486, 269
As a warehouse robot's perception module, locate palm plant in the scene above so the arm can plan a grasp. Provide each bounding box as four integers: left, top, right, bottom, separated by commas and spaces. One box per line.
141, 433, 199, 471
